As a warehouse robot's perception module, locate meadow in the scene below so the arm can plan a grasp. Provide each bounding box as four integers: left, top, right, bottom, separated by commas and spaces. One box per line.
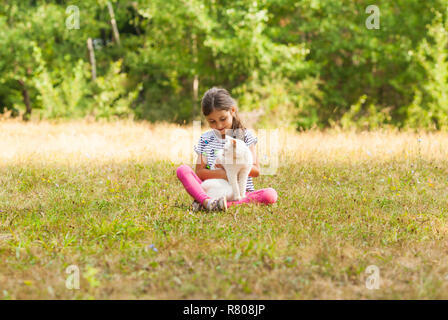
1, 120, 448, 299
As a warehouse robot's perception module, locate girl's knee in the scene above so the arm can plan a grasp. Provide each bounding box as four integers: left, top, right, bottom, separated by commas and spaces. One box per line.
263, 188, 277, 204
176, 164, 192, 179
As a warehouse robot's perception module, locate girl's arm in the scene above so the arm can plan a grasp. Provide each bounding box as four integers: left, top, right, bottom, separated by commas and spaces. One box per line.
195, 154, 228, 181
248, 144, 260, 177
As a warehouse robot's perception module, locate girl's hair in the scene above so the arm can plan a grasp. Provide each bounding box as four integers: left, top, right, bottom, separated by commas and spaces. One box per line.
201, 87, 246, 140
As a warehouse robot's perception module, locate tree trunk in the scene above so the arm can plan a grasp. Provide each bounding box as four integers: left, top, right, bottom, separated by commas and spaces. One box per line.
17, 79, 32, 121
107, 1, 121, 47
192, 32, 199, 118
87, 38, 97, 80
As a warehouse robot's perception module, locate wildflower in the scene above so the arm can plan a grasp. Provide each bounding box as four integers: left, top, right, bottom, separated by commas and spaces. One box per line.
147, 244, 158, 252
23, 280, 33, 286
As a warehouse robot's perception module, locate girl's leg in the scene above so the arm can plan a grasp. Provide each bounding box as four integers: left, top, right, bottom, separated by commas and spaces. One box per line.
176, 164, 210, 205
227, 188, 277, 208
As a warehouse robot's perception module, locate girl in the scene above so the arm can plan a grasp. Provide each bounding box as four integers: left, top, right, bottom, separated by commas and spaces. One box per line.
176, 87, 278, 211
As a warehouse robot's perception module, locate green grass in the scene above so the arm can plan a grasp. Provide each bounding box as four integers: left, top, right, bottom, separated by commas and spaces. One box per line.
1, 156, 448, 299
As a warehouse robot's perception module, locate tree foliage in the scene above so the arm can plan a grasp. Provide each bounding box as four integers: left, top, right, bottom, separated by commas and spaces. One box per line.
0, 0, 447, 130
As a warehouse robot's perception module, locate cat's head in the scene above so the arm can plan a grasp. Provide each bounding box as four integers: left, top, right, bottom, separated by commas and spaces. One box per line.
223, 135, 238, 153
220, 135, 248, 165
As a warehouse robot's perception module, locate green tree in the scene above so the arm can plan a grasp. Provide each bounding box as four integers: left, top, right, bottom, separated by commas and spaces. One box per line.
406, 9, 448, 129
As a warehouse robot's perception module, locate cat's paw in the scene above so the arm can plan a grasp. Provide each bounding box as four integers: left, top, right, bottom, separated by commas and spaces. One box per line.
233, 195, 242, 201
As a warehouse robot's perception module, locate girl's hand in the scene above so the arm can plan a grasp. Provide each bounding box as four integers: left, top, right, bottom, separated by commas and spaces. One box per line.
220, 168, 228, 181
215, 165, 227, 180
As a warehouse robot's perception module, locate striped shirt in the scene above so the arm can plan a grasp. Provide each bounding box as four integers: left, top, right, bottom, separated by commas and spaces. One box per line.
194, 129, 258, 192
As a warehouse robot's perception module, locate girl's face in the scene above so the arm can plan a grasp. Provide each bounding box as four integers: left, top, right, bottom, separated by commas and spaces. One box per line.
205, 107, 235, 137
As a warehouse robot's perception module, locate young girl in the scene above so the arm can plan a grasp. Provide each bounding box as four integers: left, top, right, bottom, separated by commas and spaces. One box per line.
176, 87, 278, 211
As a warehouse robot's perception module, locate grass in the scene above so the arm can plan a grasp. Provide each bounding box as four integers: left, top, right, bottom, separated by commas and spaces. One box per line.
1, 119, 448, 299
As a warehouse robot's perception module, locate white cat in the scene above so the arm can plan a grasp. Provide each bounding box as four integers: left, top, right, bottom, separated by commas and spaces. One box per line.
201, 136, 253, 201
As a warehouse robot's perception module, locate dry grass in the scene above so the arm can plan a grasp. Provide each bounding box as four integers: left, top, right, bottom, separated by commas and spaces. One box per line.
1, 119, 448, 299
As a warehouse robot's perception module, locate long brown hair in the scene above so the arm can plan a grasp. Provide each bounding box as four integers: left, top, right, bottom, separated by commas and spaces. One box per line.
201, 87, 246, 140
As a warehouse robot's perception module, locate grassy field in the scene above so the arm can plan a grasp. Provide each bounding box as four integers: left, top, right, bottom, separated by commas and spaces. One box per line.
1, 120, 448, 299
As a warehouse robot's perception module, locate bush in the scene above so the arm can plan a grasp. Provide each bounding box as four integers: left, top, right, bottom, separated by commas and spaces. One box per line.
405, 9, 448, 130
339, 95, 392, 131
33, 43, 139, 120
234, 75, 322, 130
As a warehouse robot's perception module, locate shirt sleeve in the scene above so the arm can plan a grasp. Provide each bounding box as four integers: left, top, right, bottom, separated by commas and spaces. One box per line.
244, 129, 258, 147
194, 135, 206, 156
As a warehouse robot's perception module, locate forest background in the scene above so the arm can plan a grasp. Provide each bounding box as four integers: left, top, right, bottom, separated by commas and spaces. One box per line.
1, 0, 447, 131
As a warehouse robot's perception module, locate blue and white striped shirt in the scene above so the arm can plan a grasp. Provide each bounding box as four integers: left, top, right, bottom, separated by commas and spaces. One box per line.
194, 129, 258, 192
